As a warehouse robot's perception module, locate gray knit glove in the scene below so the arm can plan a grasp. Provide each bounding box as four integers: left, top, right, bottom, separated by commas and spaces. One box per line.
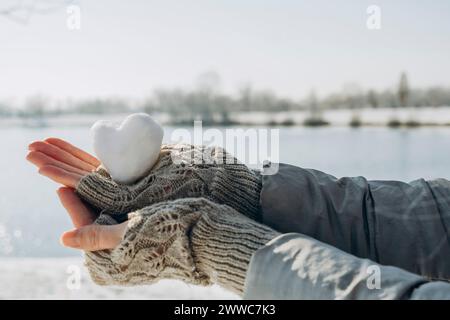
85, 198, 279, 296
76, 144, 262, 221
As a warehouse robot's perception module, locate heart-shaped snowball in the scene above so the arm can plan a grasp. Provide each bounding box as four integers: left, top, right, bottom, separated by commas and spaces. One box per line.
91, 113, 164, 184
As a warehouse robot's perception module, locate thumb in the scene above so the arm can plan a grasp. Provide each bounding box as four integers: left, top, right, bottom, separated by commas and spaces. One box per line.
61, 222, 128, 251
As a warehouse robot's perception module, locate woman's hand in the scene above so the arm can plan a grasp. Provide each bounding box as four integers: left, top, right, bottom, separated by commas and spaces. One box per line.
27, 139, 261, 222
57, 187, 127, 251
26, 138, 100, 188
83, 197, 278, 295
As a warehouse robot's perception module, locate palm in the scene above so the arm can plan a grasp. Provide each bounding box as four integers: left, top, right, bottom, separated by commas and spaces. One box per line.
27, 138, 126, 251
26, 137, 100, 188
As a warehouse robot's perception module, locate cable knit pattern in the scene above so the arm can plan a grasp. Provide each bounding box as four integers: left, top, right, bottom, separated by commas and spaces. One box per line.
76, 144, 262, 221
85, 198, 279, 295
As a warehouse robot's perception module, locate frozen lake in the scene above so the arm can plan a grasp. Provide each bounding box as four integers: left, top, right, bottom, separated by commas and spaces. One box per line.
2, 123, 450, 298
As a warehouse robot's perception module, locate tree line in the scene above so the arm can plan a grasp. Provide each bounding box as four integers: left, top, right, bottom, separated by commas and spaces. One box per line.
2, 73, 450, 125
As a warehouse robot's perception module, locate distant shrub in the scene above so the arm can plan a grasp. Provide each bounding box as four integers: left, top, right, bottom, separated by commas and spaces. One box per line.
303, 117, 329, 127
387, 118, 402, 128
349, 116, 362, 127
279, 119, 296, 126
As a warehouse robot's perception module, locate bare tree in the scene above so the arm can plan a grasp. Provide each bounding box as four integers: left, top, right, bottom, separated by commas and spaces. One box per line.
398, 72, 410, 107
196, 71, 221, 94
238, 85, 253, 111
303, 90, 328, 126
367, 90, 378, 108
0, 0, 74, 24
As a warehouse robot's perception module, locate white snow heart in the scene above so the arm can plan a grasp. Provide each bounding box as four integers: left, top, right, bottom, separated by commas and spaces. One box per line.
91, 113, 164, 184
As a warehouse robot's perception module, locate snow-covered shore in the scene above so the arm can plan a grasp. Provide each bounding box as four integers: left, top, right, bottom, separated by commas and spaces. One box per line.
230, 107, 450, 126
0, 257, 239, 300
2, 107, 450, 128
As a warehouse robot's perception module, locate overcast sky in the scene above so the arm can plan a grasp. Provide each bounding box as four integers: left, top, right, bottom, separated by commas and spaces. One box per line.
1, 0, 450, 103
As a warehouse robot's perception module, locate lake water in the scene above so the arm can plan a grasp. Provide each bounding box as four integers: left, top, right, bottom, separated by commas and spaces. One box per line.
2, 125, 450, 258
1, 124, 450, 298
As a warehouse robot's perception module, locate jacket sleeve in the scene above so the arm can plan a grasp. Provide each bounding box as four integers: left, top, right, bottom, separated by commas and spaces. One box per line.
260, 163, 450, 280
244, 233, 450, 300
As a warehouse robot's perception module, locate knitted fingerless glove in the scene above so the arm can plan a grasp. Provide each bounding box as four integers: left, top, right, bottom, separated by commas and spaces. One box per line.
76, 144, 262, 221
85, 198, 279, 296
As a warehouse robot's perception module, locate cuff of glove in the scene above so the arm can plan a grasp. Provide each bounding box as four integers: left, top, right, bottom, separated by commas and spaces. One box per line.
211, 166, 262, 221
76, 170, 130, 213
191, 205, 280, 295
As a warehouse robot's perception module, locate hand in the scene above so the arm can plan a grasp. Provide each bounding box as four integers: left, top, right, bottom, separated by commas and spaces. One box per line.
74, 144, 262, 220
84, 197, 279, 295
28, 139, 261, 222
57, 187, 127, 251
85, 199, 209, 286
26, 138, 100, 188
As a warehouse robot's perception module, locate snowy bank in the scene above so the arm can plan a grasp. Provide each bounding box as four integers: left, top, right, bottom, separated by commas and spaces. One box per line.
230, 107, 450, 126
0, 257, 239, 300
2, 107, 450, 128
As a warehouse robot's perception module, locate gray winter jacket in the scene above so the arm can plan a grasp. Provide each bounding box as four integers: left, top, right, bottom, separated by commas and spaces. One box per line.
244, 233, 450, 299
243, 163, 450, 299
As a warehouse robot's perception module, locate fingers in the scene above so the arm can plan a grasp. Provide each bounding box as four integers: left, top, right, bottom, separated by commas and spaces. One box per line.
28, 141, 96, 172
57, 187, 96, 228
61, 222, 128, 251
45, 137, 100, 167
39, 165, 82, 188
26, 151, 89, 176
